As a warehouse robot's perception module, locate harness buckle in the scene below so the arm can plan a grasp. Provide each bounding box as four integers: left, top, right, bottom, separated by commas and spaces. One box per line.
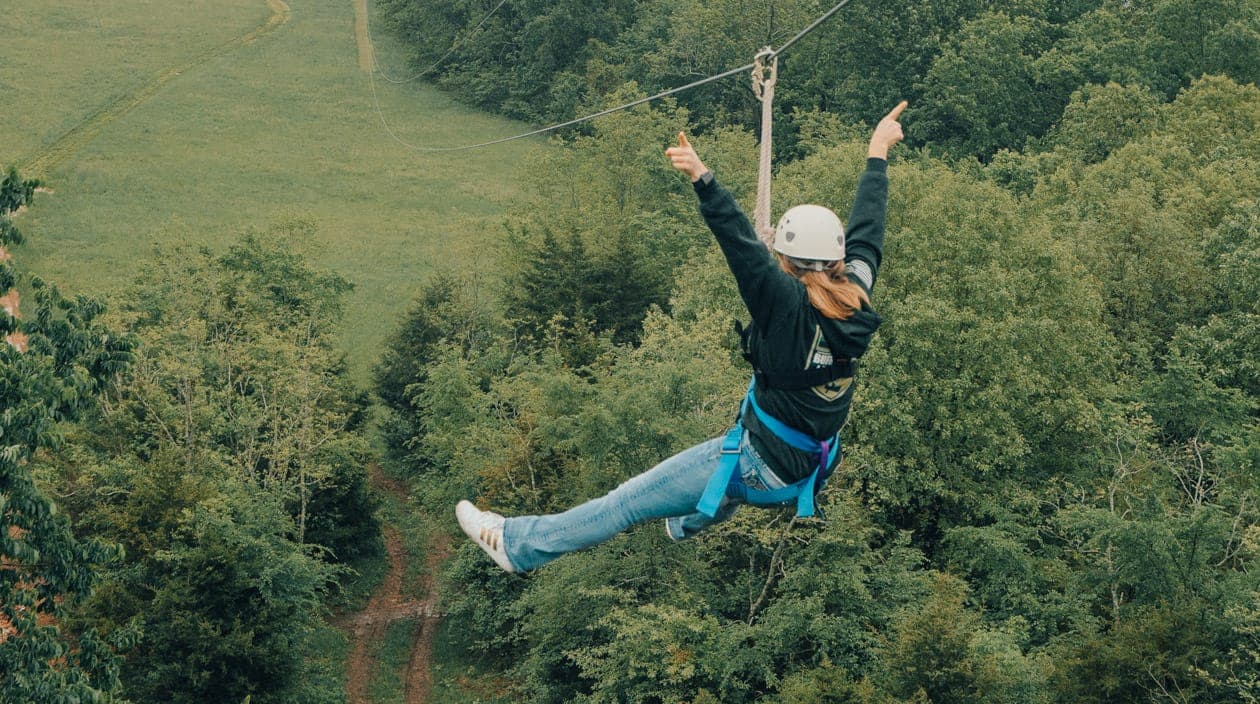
719, 426, 743, 455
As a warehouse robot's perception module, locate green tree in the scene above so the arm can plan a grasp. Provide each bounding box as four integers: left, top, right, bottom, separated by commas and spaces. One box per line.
0, 166, 38, 215
0, 175, 135, 702
1036, 0, 1260, 104
497, 97, 749, 363
913, 12, 1061, 159
120, 494, 335, 704
41, 226, 375, 702
1036, 76, 1260, 359
373, 273, 466, 416
1040, 82, 1162, 166
884, 574, 981, 703
378, 0, 641, 121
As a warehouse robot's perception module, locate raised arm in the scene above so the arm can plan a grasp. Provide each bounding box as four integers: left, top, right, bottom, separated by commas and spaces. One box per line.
844, 101, 906, 293
666, 133, 796, 329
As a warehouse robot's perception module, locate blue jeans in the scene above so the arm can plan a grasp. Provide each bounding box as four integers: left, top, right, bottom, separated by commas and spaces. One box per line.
502, 431, 790, 572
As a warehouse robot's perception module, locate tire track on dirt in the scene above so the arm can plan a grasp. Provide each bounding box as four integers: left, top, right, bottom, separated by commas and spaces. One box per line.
339, 464, 448, 704
22, 0, 292, 178
340, 523, 407, 704
403, 531, 450, 704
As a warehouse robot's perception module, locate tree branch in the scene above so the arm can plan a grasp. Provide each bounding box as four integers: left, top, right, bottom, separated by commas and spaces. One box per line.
748, 515, 796, 625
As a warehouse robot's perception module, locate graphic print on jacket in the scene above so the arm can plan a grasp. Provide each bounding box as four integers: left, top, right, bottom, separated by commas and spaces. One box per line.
805, 325, 853, 401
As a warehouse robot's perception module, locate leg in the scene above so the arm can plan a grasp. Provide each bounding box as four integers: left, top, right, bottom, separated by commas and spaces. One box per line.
665, 502, 739, 541
665, 431, 789, 541
503, 436, 725, 571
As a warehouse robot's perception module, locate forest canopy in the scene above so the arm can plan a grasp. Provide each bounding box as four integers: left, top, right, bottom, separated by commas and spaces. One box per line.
3, 0, 1258, 700
367, 0, 1260, 701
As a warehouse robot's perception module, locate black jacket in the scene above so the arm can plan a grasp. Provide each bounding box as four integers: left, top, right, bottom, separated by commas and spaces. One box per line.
694, 158, 888, 482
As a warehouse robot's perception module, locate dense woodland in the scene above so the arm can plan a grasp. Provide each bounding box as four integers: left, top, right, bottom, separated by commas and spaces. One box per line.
2, 0, 1259, 701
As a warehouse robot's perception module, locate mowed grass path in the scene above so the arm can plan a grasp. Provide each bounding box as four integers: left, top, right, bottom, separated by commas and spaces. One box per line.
5, 0, 542, 381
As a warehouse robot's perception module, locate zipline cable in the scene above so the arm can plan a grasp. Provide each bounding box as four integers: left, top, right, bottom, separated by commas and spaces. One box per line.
367, 0, 509, 84
370, 61, 758, 154
768, 0, 858, 59
369, 0, 858, 154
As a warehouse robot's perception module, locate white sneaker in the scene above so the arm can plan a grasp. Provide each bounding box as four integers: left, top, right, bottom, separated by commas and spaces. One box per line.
455, 500, 517, 573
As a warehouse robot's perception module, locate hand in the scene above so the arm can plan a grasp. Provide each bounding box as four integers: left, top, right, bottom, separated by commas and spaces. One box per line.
665, 132, 709, 181
868, 101, 907, 160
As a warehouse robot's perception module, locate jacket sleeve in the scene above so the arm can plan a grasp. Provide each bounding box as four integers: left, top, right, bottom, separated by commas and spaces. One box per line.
694, 175, 798, 330
842, 158, 889, 293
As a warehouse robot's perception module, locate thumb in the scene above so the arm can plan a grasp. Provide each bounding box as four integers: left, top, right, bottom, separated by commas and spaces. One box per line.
678, 132, 691, 149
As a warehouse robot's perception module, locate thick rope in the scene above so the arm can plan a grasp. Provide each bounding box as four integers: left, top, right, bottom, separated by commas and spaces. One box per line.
751, 48, 778, 248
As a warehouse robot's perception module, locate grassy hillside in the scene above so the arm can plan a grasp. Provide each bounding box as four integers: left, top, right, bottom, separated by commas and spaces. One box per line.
1, 0, 270, 165
5, 0, 543, 381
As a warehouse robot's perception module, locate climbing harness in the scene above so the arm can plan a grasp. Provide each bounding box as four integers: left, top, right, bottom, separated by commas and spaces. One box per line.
735, 320, 857, 389
696, 380, 841, 519
694, 319, 857, 519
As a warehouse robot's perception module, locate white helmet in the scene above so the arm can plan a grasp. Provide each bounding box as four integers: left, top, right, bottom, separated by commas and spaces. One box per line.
773, 204, 845, 265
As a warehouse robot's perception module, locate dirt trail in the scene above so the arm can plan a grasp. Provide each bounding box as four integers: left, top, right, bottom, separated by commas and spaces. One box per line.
22, 0, 292, 178
353, 0, 373, 72
339, 465, 450, 704
404, 531, 450, 702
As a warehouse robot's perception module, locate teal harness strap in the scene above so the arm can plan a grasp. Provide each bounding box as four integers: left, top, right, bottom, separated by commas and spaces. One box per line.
695, 425, 745, 517
696, 382, 840, 519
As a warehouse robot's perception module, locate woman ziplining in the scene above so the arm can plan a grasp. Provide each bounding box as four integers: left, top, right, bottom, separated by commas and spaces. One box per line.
455, 101, 908, 573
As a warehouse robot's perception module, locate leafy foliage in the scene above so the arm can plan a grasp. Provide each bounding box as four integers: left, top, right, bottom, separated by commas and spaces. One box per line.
0, 173, 134, 702
380, 0, 1260, 160
371, 69, 1260, 701
31, 227, 379, 702
11, 0, 1260, 698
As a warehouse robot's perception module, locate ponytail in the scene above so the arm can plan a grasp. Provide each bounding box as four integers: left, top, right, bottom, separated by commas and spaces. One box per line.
778, 255, 869, 320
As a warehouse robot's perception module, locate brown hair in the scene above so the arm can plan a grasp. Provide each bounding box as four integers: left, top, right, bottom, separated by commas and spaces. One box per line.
778, 254, 869, 320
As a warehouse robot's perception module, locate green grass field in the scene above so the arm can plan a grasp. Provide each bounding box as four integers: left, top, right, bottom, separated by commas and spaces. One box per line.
1, 0, 270, 164
4, 0, 543, 382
